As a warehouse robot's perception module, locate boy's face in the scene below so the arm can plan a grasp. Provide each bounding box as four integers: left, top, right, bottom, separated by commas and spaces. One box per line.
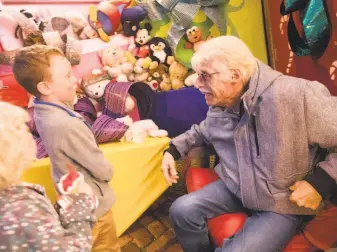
39, 55, 77, 104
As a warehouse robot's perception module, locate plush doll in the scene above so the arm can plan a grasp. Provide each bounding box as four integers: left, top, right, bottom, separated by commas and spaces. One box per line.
14, 9, 45, 42
148, 37, 174, 69
87, 0, 131, 42
63, 11, 89, 39
123, 119, 168, 144
159, 74, 172, 91
99, 45, 134, 82
81, 69, 135, 117
169, 60, 189, 90
129, 57, 152, 82
133, 23, 152, 58
185, 26, 212, 52
0, 11, 23, 51
81, 69, 111, 116
159, 60, 188, 91
148, 64, 168, 91
121, 6, 147, 37
9, 10, 82, 65
9, 9, 45, 47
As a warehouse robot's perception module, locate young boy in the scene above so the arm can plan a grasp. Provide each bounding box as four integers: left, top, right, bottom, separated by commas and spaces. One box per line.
13, 45, 120, 252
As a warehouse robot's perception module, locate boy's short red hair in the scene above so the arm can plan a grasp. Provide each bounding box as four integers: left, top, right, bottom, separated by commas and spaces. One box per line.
13, 45, 64, 98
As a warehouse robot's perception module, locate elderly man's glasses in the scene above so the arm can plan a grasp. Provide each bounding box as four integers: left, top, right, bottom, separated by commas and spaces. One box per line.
197, 71, 220, 84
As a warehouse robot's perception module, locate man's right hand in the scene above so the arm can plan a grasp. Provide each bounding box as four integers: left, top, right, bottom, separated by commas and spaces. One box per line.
161, 152, 179, 186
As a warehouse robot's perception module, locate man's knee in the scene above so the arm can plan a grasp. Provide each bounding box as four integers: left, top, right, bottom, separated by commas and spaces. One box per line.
169, 194, 200, 224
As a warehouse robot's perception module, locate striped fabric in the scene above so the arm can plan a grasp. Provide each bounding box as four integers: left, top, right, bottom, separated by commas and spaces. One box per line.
92, 115, 129, 143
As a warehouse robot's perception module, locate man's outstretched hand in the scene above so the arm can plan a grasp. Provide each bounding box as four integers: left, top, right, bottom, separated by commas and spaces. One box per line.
289, 180, 322, 210
161, 152, 179, 186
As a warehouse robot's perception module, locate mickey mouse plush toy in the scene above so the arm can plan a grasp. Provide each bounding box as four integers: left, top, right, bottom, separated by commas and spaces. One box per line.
133, 23, 152, 58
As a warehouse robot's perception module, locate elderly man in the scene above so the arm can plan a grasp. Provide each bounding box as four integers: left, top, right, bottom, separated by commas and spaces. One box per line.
161, 36, 337, 252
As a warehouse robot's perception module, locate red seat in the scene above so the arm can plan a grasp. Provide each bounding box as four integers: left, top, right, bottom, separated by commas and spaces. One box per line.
185, 167, 337, 251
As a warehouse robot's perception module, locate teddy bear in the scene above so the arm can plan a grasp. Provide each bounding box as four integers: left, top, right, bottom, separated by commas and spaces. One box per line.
128, 57, 152, 82
99, 45, 135, 82
166, 60, 189, 90
148, 64, 168, 91
81, 69, 135, 117
122, 119, 168, 144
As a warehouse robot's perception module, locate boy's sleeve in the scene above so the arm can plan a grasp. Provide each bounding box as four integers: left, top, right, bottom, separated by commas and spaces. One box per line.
61, 120, 113, 182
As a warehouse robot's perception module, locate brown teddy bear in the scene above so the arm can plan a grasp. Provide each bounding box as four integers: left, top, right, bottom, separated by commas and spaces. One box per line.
148, 64, 169, 91
168, 60, 189, 90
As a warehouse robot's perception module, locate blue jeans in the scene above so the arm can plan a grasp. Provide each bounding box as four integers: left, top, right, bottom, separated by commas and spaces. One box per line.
169, 180, 304, 252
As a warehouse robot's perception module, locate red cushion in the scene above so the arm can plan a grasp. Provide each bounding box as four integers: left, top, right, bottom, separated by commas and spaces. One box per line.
185, 167, 337, 251
186, 168, 247, 247
283, 234, 316, 252
186, 168, 220, 193
208, 213, 247, 247
0, 67, 30, 108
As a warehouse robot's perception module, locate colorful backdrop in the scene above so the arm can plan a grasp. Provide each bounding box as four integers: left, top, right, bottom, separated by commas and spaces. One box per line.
264, 1, 337, 95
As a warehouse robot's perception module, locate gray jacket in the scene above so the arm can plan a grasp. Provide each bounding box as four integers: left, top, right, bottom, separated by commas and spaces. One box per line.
170, 61, 337, 215
34, 101, 115, 218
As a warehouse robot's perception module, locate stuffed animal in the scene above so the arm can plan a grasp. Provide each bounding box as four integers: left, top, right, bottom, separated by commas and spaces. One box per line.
87, 0, 131, 42
159, 74, 171, 91
159, 60, 188, 91
9, 10, 82, 65
148, 37, 174, 69
64, 11, 89, 39
14, 9, 45, 42
10, 9, 45, 46
81, 68, 135, 117
81, 69, 111, 116
123, 119, 168, 144
129, 57, 152, 82
99, 45, 134, 82
148, 64, 168, 91
121, 6, 147, 37
185, 26, 212, 52
169, 61, 189, 90
133, 23, 152, 58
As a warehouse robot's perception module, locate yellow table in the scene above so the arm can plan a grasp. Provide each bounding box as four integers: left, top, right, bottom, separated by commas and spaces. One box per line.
21, 137, 170, 236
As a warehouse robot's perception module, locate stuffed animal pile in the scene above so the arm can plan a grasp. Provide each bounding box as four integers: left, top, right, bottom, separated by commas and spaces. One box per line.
0, 1, 203, 88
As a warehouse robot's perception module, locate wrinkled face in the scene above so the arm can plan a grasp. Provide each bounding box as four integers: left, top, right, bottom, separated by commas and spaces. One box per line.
194, 63, 244, 107
135, 29, 151, 45
186, 26, 202, 43
150, 41, 166, 52
38, 55, 77, 104
84, 80, 109, 99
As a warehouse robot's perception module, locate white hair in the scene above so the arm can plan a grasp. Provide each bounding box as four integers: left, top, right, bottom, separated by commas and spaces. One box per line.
0, 102, 36, 189
191, 36, 257, 83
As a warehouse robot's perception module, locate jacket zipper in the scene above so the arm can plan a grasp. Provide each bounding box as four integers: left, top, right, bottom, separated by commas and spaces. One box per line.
251, 115, 260, 157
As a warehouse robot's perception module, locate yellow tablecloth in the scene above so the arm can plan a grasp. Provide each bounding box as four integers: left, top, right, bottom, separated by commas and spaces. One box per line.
21, 137, 170, 236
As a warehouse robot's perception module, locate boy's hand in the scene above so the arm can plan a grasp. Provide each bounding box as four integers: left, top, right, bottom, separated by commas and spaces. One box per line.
289, 180, 322, 210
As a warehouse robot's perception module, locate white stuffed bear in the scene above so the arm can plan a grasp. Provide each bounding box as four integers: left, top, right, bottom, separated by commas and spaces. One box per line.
123, 119, 168, 144
81, 69, 135, 116
99, 45, 134, 82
